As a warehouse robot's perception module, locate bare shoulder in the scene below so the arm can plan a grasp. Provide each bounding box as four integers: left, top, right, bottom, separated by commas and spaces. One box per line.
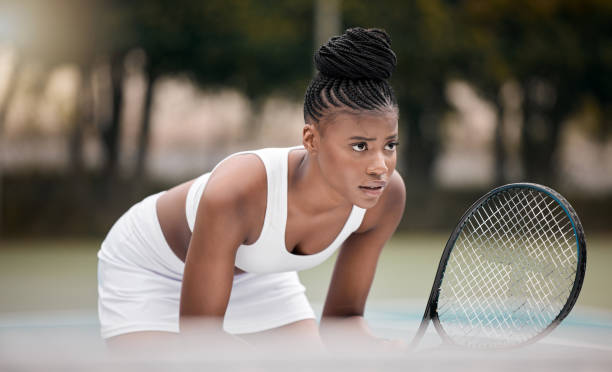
195, 153, 267, 243
356, 170, 406, 233
202, 153, 267, 203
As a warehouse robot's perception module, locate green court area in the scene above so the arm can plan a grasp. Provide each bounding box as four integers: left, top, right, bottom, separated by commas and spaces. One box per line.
0, 233, 610, 314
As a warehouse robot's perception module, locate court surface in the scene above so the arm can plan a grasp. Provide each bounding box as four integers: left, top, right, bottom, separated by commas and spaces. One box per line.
0, 233, 611, 370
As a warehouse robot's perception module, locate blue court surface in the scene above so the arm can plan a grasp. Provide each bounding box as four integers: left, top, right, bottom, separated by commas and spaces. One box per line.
0, 301, 610, 372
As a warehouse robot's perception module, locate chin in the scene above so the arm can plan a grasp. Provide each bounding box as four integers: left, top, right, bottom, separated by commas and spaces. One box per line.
354, 195, 382, 209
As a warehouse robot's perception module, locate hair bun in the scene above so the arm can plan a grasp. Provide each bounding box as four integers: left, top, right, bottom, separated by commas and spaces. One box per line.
314, 27, 397, 80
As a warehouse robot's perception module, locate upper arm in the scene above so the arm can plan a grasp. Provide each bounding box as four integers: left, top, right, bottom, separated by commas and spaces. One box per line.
322, 170, 406, 317
179, 155, 266, 321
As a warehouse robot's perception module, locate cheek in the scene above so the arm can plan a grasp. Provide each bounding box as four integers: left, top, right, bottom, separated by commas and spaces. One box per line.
320, 149, 360, 185
387, 155, 397, 174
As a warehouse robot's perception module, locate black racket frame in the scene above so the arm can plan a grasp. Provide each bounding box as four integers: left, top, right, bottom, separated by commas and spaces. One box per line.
410, 182, 587, 349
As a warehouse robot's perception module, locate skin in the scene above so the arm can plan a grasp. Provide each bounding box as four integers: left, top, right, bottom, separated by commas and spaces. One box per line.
106, 106, 406, 352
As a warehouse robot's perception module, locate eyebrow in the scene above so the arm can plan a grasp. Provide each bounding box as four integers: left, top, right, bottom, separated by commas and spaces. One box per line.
348, 134, 399, 141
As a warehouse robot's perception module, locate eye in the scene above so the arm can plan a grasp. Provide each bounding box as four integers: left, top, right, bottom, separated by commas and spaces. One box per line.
385, 142, 399, 151
352, 142, 368, 152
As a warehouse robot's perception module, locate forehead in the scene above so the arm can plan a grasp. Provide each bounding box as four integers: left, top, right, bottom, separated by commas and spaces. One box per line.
321, 110, 398, 138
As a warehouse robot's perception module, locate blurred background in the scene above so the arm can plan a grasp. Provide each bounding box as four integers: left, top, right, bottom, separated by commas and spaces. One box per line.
0, 0, 611, 325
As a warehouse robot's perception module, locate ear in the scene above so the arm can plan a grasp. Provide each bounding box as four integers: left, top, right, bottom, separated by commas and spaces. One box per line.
302, 124, 320, 154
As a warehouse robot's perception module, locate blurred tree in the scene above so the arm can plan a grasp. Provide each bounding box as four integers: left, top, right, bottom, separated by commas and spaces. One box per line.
462, 0, 612, 183
4, 0, 612, 188
344, 0, 612, 187
107, 0, 314, 177
1, 0, 315, 180
458, 0, 612, 184
315, 0, 341, 49
0, 0, 118, 177
0, 57, 20, 138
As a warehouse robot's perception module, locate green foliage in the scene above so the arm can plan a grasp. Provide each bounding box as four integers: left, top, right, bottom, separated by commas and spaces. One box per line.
7, 0, 612, 121
107, 0, 314, 99
342, 0, 612, 182
4, 0, 612, 183
1, 0, 314, 98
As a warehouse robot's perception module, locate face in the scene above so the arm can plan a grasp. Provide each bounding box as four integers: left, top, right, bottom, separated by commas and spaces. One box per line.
304, 109, 399, 209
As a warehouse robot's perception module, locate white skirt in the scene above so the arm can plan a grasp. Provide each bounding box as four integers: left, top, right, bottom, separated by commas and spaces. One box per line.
97, 192, 315, 339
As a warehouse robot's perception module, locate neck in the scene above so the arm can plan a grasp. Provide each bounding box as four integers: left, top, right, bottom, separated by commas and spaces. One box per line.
289, 150, 352, 215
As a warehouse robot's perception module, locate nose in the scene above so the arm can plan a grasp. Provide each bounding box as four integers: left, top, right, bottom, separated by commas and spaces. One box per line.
366, 151, 388, 176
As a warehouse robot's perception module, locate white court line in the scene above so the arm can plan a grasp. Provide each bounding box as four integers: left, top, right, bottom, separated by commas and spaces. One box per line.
543, 336, 612, 352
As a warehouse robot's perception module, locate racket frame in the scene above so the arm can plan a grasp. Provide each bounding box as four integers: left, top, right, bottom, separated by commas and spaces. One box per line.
410, 182, 587, 349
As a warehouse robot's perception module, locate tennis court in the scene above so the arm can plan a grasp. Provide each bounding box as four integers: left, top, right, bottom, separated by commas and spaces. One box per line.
2, 2, 611, 370
0, 233, 610, 370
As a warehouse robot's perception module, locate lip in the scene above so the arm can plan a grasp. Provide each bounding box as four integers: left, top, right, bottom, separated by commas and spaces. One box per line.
358, 182, 386, 197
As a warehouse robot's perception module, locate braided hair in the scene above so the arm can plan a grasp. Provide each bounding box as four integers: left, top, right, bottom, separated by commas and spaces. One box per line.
303, 27, 398, 124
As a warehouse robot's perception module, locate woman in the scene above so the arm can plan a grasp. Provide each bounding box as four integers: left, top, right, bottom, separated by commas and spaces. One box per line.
97, 27, 406, 352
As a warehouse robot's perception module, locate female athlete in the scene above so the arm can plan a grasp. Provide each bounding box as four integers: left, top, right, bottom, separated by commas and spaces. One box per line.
97, 27, 406, 352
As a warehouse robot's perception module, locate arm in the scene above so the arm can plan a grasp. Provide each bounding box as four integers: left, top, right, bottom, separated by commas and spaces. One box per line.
179, 155, 266, 344
320, 170, 406, 350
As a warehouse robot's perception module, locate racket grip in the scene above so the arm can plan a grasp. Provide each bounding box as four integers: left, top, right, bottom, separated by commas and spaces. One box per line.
409, 317, 430, 350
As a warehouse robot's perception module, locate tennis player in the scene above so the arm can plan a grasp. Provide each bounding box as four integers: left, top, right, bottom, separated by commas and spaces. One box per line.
97, 27, 405, 352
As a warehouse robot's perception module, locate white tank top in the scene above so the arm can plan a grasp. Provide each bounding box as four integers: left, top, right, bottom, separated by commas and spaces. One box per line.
185, 146, 367, 273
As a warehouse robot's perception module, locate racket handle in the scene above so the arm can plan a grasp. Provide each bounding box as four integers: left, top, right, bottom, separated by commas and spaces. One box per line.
409, 316, 430, 350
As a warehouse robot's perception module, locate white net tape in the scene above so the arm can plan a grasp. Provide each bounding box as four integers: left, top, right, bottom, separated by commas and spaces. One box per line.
437, 188, 578, 347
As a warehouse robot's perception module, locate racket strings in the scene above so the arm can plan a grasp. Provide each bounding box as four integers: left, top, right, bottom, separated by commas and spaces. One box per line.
437, 188, 578, 347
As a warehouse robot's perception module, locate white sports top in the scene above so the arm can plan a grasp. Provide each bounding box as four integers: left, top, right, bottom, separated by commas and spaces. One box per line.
185, 146, 367, 273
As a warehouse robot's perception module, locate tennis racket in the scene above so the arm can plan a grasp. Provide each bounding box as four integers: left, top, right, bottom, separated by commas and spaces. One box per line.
410, 183, 587, 349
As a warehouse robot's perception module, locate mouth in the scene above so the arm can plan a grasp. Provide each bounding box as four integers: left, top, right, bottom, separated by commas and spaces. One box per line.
358, 183, 386, 197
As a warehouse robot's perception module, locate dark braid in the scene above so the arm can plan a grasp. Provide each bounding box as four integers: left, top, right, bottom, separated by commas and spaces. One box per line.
304, 27, 398, 123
